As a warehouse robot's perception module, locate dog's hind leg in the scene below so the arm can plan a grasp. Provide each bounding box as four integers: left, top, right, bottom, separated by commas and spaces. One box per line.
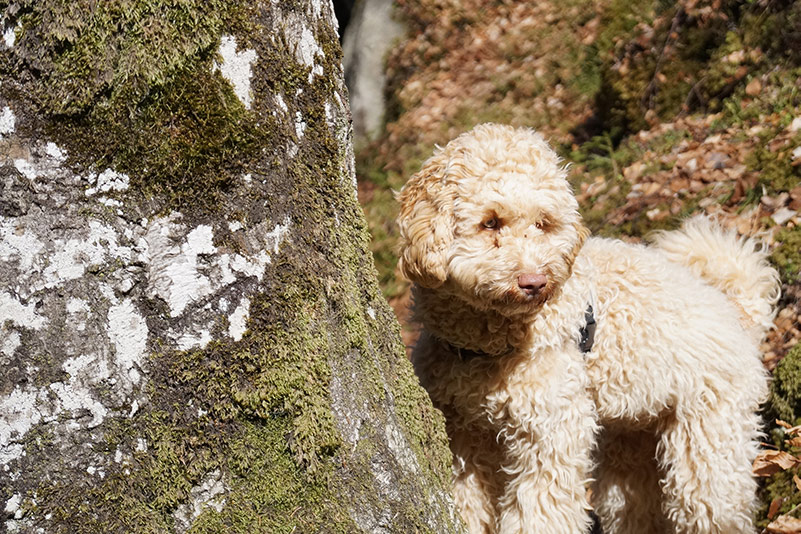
450, 425, 506, 534
656, 404, 760, 534
592, 428, 669, 534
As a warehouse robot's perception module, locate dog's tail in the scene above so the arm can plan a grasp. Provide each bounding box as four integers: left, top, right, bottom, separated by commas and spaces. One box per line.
651, 216, 781, 340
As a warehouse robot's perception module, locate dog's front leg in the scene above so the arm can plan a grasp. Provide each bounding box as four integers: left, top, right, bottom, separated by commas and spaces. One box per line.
450, 423, 507, 534
494, 348, 597, 534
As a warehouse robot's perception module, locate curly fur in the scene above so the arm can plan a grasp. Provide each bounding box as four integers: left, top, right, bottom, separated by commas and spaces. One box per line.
396, 124, 780, 534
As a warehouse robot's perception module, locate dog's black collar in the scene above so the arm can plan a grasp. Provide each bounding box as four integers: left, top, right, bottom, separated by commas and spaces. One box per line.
579, 305, 596, 354
451, 345, 512, 361
446, 304, 597, 361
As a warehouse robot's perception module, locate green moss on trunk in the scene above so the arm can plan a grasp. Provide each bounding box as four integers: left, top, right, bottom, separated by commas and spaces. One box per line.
2, 1, 458, 532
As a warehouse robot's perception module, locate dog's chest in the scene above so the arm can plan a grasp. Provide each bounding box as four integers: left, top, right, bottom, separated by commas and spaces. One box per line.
414, 342, 579, 429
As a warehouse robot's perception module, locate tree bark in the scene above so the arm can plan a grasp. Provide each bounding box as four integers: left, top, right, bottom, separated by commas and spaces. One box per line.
0, 1, 463, 532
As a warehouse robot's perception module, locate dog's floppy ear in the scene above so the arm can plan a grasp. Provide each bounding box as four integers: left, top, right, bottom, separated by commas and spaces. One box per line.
566, 221, 591, 267
395, 157, 454, 288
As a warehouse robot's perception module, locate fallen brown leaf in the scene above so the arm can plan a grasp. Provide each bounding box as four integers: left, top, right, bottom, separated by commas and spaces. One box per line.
789, 186, 801, 211
771, 497, 785, 519
753, 450, 801, 477
767, 514, 801, 534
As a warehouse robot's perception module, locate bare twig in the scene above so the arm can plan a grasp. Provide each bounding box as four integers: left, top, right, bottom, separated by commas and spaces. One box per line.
783, 500, 801, 518
680, 75, 707, 116
642, 7, 685, 112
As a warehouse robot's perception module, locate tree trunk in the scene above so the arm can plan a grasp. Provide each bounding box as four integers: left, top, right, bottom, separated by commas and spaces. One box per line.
0, 1, 463, 532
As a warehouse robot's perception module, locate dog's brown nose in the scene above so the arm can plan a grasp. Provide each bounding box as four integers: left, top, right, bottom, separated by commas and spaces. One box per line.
518, 273, 547, 295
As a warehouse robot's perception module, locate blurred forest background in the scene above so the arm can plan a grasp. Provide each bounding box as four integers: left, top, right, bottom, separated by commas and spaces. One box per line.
341, 0, 801, 528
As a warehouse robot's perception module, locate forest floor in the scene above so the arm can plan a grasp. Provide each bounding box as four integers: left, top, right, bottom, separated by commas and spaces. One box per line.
354, 0, 801, 530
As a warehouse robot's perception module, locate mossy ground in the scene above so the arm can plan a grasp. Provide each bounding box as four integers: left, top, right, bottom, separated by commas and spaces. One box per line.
759, 344, 801, 527
772, 225, 801, 285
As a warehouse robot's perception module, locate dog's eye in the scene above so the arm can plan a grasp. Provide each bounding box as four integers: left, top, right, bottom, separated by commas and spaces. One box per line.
482, 217, 499, 230
535, 218, 551, 231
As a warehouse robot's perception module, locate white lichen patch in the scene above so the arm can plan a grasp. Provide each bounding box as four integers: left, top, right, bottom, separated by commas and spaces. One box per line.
66, 297, 89, 315
187, 225, 215, 254
281, 12, 325, 83
41, 220, 133, 291
0, 196, 156, 465
1, 130, 297, 481
173, 469, 227, 532
0, 388, 40, 464
146, 218, 217, 317
107, 300, 148, 386
49, 381, 109, 429
0, 219, 45, 273
42, 352, 119, 433
143, 215, 291, 353
146, 215, 290, 320
1, 329, 21, 358
4, 493, 21, 516
294, 111, 307, 139
0, 292, 47, 330
295, 24, 322, 69
327, 91, 357, 192
173, 469, 228, 532
62, 353, 110, 383
175, 329, 213, 351
265, 217, 291, 254
215, 35, 258, 110
86, 465, 105, 478
0, 106, 15, 136
228, 298, 250, 341
274, 93, 288, 114
231, 251, 273, 279
44, 142, 66, 162
98, 197, 123, 209
12, 159, 36, 181
286, 141, 299, 159
3, 23, 17, 48
12, 143, 70, 183
0, 216, 147, 465
85, 168, 130, 196
385, 422, 421, 477
310, 0, 323, 20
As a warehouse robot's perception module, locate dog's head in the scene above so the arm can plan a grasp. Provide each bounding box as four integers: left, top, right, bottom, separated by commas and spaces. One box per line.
396, 123, 589, 316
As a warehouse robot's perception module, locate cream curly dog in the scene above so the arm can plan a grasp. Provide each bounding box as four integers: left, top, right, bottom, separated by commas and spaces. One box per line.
396, 124, 780, 534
